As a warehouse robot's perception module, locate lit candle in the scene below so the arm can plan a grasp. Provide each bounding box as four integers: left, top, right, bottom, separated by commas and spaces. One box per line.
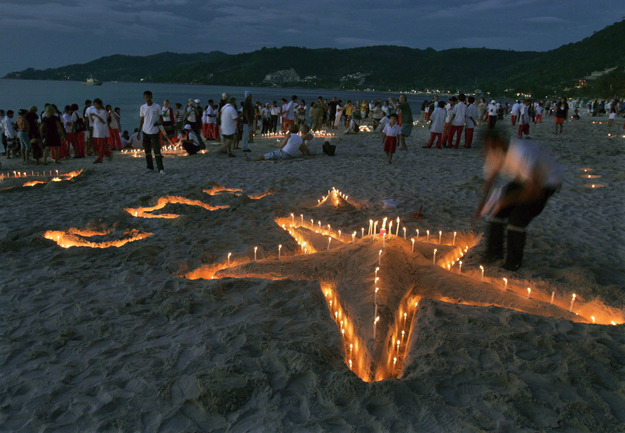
438, 231, 442, 244
350, 343, 353, 356
349, 359, 352, 369
361, 228, 365, 238
311, 219, 314, 229
388, 221, 393, 236
374, 287, 378, 305
373, 221, 378, 237
480, 265, 484, 282
379, 250, 382, 265
300, 214, 303, 225
328, 237, 331, 250
403, 227, 406, 240
369, 220, 373, 236
396, 340, 400, 351
382, 217, 388, 232
403, 312, 407, 327
550, 291, 555, 304
569, 294, 576, 312
278, 244, 282, 260
426, 230, 430, 242
527, 288, 531, 299
411, 238, 415, 253
375, 267, 379, 279
338, 230, 341, 241
458, 261, 462, 275
591, 316, 595, 323
503, 278, 508, 291
433, 249, 437, 264
227, 252, 231, 268
254, 246, 257, 261
393, 357, 397, 370
416, 229, 419, 240
401, 330, 405, 341
396, 218, 400, 236
352, 232, 356, 243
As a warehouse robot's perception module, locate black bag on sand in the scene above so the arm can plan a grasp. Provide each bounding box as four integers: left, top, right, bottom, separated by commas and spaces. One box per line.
323, 141, 336, 156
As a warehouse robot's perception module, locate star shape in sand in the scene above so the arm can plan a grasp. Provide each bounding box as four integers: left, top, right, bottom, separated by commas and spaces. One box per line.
186, 213, 579, 382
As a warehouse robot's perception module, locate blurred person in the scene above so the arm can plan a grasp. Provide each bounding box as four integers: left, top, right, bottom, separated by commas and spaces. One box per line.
40, 105, 67, 165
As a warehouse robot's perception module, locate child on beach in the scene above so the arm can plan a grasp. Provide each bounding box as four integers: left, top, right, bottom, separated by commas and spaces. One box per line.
423, 101, 446, 149
607, 101, 617, 127
382, 114, 401, 163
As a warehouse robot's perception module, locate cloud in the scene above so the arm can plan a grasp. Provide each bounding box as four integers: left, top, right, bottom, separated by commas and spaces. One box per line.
525, 16, 569, 24
426, 0, 541, 19
335, 37, 404, 46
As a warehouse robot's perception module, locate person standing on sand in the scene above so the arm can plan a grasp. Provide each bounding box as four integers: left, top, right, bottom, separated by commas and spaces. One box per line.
25, 106, 43, 163
423, 101, 446, 149
607, 100, 618, 127
389, 95, 412, 150
70, 104, 86, 158
518, 100, 531, 139
16, 109, 31, 162
487, 100, 498, 129
139, 91, 165, 174
382, 114, 401, 164
87, 99, 111, 164
473, 129, 562, 271
219, 97, 239, 158
83, 100, 93, 155
477, 98, 486, 126
40, 105, 67, 165
510, 100, 520, 126
161, 100, 175, 140
464, 96, 478, 148
554, 97, 568, 134
241, 91, 254, 153
3, 110, 17, 159
447, 94, 467, 148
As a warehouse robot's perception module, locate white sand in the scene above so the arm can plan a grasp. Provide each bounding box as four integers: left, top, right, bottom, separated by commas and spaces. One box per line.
0, 115, 624, 432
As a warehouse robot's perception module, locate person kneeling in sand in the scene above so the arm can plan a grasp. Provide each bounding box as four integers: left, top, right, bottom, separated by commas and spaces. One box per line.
473, 129, 562, 271
246, 124, 310, 161
178, 124, 201, 155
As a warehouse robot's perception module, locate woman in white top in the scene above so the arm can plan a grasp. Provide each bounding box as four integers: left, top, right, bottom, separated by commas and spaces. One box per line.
106, 104, 122, 151
334, 101, 343, 129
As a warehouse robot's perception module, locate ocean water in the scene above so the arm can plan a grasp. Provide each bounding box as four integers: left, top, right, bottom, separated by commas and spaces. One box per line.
0, 79, 430, 133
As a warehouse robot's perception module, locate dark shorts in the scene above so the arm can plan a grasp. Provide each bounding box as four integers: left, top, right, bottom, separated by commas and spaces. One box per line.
400, 123, 413, 137
495, 182, 557, 228
222, 133, 235, 139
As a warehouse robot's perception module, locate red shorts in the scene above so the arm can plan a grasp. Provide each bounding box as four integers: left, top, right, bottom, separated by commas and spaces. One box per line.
384, 136, 397, 153
555, 117, 565, 124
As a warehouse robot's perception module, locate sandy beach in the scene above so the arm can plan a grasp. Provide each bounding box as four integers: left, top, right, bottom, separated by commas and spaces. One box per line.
1, 115, 624, 432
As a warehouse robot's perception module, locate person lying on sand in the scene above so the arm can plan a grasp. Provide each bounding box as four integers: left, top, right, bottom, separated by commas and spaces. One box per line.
245, 124, 310, 161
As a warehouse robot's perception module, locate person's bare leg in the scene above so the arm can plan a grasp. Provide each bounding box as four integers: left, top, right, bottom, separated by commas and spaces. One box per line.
400, 135, 407, 150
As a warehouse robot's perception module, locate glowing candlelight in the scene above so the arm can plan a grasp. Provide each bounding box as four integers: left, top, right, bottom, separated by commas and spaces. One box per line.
373, 316, 379, 339
327, 224, 331, 235
388, 221, 393, 236
310, 219, 314, 229
527, 288, 531, 299
569, 294, 576, 312
503, 278, 508, 291
591, 316, 595, 323
393, 357, 397, 370
401, 330, 405, 341
379, 250, 382, 265
278, 244, 282, 259
375, 266, 379, 279
396, 340, 400, 351
480, 265, 484, 282
254, 246, 257, 261
453, 232, 457, 246
327, 237, 331, 250
396, 218, 400, 236
374, 287, 378, 305
350, 343, 353, 356
403, 227, 406, 240
426, 230, 430, 242
349, 359, 352, 369
458, 261, 462, 275
433, 249, 437, 264
352, 232, 356, 243
550, 291, 555, 304
361, 228, 365, 238
227, 252, 231, 268
438, 231, 442, 244
382, 217, 388, 232
369, 220, 373, 236
416, 229, 419, 240
338, 230, 341, 241
318, 221, 321, 231
411, 238, 415, 252
300, 214, 303, 225
341, 329, 345, 338
373, 221, 378, 237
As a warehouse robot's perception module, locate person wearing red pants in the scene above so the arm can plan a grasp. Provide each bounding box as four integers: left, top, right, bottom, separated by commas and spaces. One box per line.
518, 100, 531, 139
70, 104, 86, 157
423, 101, 446, 148
510, 100, 520, 126
86, 98, 111, 164
106, 105, 123, 150
447, 94, 467, 148
464, 96, 478, 148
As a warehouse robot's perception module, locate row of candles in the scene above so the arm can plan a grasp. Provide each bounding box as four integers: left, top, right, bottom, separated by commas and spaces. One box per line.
259, 130, 336, 139
579, 167, 605, 189
1, 169, 60, 180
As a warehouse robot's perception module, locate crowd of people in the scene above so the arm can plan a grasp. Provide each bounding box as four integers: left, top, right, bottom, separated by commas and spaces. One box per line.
1, 90, 623, 172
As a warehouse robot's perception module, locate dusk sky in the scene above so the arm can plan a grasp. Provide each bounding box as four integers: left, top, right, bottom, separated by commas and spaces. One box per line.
1, 0, 624, 76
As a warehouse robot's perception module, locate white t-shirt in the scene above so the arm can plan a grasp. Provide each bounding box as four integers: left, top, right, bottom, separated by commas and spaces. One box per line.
179, 131, 200, 147
62, 113, 73, 133
484, 140, 562, 188
220, 104, 239, 135
3, 117, 16, 138
488, 104, 498, 116
511, 103, 520, 115
109, 112, 119, 130
270, 105, 280, 116
381, 105, 391, 116
378, 116, 390, 129
282, 133, 303, 156
130, 132, 142, 148
451, 102, 467, 126
465, 104, 478, 129
445, 103, 454, 123
535, 106, 544, 115
140, 103, 162, 135
186, 106, 197, 123
429, 107, 446, 133
382, 124, 401, 137
205, 106, 216, 124
86, 107, 109, 138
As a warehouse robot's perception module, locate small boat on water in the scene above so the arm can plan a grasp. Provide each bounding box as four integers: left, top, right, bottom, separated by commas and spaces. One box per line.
82, 77, 103, 86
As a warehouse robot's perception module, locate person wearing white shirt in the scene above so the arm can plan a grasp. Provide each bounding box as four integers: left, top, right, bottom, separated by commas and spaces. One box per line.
447, 94, 467, 148
138, 90, 165, 173
178, 124, 201, 155
377, 112, 390, 132
246, 124, 310, 161
473, 129, 562, 271
518, 100, 531, 139
424, 101, 446, 149
204, 100, 217, 140
86, 98, 111, 164
3, 111, 17, 157
219, 97, 239, 157
510, 101, 521, 126
129, 129, 142, 148
534, 103, 544, 124
487, 100, 498, 129
464, 97, 479, 148
442, 98, 455, 145
61, 106, 74, 158
106, 104, 122, 151
382, 114, 401, 164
